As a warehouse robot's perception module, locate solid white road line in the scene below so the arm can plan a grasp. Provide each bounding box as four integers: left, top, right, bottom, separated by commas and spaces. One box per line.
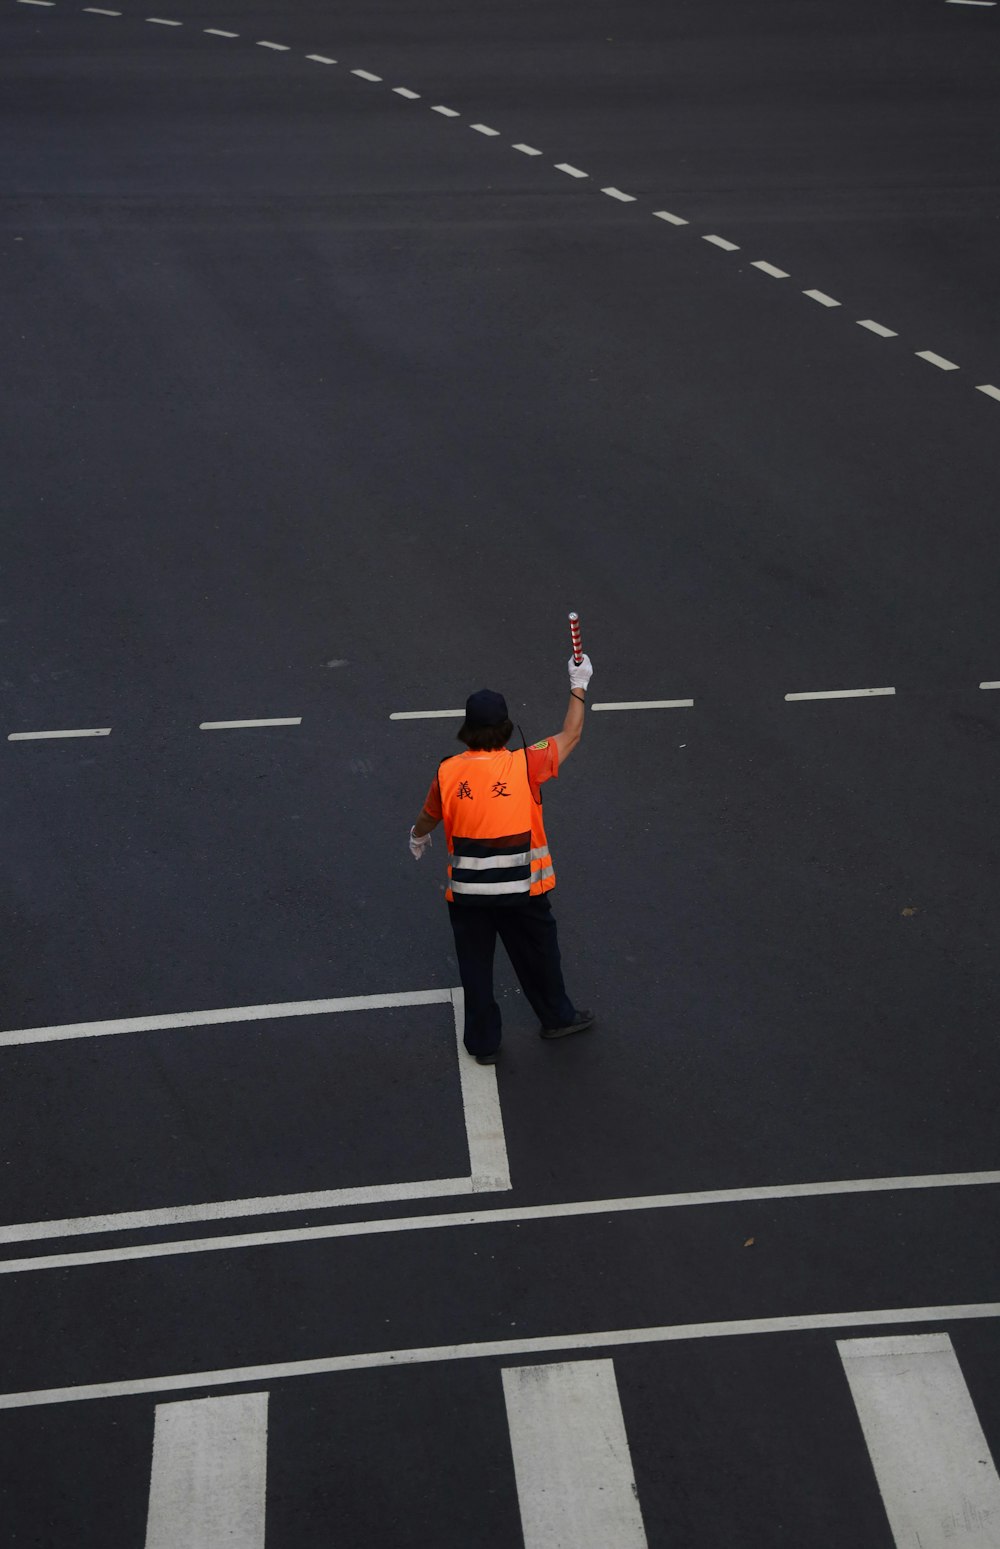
555, 163, 588, 178
470, 123, 500, 136
977, 384, 1000, 401
653, 209, 688, 225
513, 143, 543, 155
206, 27, 238, 35
393, 86, 420, 98
431, 104, 459, 116
916, 349, 960, 371
8, 727, 111, 741
980, 681, 1000, 690
146, 1394, 267, 1549
198, 717, 301, 729
785, 687, 895, 701
703, 234, 740, 251
146, 1393, 267, 1549
4, 1168, 996, 1276
858, 319, 898, 338
3, 1304, 998, 1412
804, 289, 841, 307
351, 68, 382, 81
591, 699, 694, 712
751, 260, 790, 278
503, 1361, 648, 1549
839, 1335, 1000, 1549
256, 40, 288, 50
601, 186, 636, 202
451, 989, 511, 1193
389, 708, 464, 720
0, 987, 454, 1049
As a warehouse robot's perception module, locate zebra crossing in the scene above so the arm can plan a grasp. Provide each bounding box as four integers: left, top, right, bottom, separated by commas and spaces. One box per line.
2, 1329, 998, 1546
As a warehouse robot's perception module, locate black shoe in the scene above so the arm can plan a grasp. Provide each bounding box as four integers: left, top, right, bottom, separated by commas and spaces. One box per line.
474, 1050, 499, 1064
540, 1009, 595, 1040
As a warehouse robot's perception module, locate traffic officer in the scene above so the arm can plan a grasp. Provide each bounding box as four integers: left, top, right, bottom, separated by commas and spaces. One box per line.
409, 652, 595, 1063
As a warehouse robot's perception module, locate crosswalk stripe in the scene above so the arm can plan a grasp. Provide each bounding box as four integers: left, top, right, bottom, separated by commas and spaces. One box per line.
502, 1359, 648, 1548
838, 1333, 1000, 1549
145, 1392, 268, 1549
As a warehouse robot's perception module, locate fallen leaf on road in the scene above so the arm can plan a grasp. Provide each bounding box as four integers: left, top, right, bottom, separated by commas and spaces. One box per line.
901, 907, 920, 917
743, 1237, 755, 1247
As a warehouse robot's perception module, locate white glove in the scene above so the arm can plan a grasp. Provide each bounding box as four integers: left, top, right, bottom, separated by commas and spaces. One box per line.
568, 652, 593, 690
409, 827, 432, 861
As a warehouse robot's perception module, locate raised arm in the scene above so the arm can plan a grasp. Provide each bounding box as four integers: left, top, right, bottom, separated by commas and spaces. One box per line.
552, 653, 593, 765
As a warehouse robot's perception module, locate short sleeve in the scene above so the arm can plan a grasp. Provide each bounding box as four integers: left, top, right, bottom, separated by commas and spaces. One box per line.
423, 777, 443, 820
526, 739, 559, 791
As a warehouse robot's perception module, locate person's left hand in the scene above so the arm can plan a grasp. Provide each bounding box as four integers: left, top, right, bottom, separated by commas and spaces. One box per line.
409, 827, 432, 860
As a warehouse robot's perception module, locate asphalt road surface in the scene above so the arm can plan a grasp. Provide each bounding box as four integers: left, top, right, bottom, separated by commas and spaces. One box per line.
2, 0, 1000, 1543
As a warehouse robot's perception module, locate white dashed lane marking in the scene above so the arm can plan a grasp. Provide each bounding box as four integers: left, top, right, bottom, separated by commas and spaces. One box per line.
513, 143, 543, 156
555, 163, 588, 178
351, 68, 381, 81
980, 681, 1000, 690
198, 718, 302, 731
8, 728, 112, 741
804, 289, 841, 308
916, 350, 960, 371
84, 7, 122, 13
205, 27, 238, 36
702, 234, 740, 251
16, 2, 54, 7
601, 186, 636, 202
653, 210, 688, 226
470, 123, 500, 136
256, 40, 288, 50
389, 709, 465, 721
751, 260, 790, 279
785, 687, 896, 702
591, 699, 694, 712
145, 15, 181, 23
430, 104, 459, 117
305, 52, 335, 63
858, 319, 898, 338
392, 86, 420, 98
977, 384, 1000, 401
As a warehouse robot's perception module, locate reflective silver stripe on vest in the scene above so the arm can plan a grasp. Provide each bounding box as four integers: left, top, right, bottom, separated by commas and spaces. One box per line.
532, 865, 555, 884
450, 877, 533, 896
530, 846, 549, 861
450, 850, 530, 871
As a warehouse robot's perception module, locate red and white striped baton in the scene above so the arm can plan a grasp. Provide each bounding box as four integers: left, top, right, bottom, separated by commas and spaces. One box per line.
568, 611, 584, 666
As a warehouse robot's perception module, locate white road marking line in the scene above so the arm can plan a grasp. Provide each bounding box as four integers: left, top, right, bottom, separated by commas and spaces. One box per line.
205, 27, 238, 35
470, 123, 500, 136
84, 8, 122, 13
146, 1394, 267, 1549
451, 989, 510, 1193
5, 1167, 996, 1276
751, 260, 790, 278
555, 163, 588, 178
980, 681, 1000, 690
513, 142, 543, 156
146, 15, 181, 22
305, 52, 336, 63
3, 1304, 999, 1412
7, 727, 111, 741
351, 68, 382, 81
591, 699, 694, 712
653, 209, 688, 225
601, 186, 636, 202
916, 349, 960, 371
702, 234, 740, 251
503, 1361, 648, 1549
256, 40, 289, 50
976, 384, 1000, 401
857, 318, 898, 338
839, 1335, 1000, 1549
804, 288, 841, 307
389, 708, 464, 720
785, 687, 895, 701
198, 717, 301, 730
946, 1, 996, 6
0, 987, 454, 1050
392, 86, 420, 97
16, 2, 55, 7
431, 104, 459, 116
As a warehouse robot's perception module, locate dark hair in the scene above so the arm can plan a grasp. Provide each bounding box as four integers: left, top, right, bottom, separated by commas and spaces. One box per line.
459, 718, 514, 751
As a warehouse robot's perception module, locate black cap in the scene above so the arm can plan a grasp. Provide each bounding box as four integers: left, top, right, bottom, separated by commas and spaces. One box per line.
461, 688, 509, 730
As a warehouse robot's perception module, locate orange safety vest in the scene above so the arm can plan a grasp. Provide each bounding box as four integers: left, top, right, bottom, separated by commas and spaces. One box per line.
438, 747, 555, 904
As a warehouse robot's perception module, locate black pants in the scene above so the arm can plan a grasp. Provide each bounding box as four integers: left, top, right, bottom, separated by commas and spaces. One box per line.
448, 895, 577, 1055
